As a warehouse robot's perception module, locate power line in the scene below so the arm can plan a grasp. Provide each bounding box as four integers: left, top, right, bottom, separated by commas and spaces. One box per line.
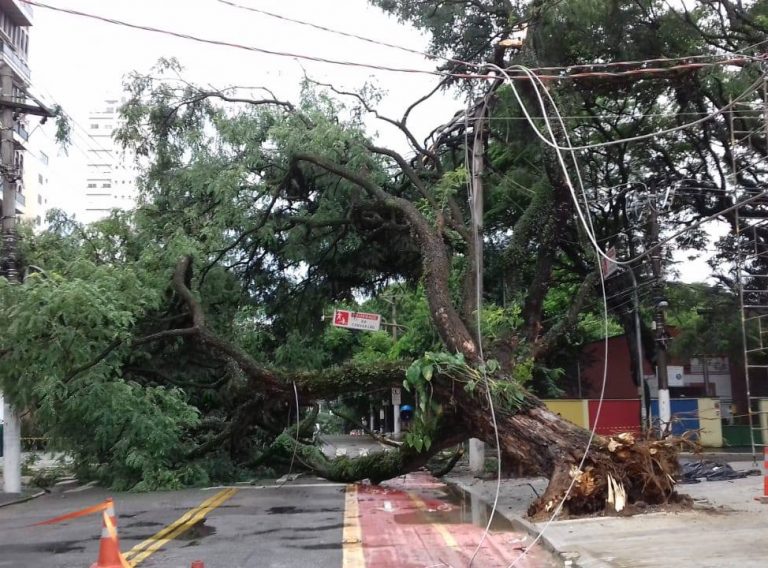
213, 0, 439, 61
216, 0, 761, 76
477, 110, 765, 120
31, 82, 120, 159
21, 0, 441, 77
21, 1, 759, 83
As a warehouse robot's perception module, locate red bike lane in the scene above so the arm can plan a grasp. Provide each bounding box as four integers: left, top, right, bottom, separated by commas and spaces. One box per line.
344, 472, 559, 567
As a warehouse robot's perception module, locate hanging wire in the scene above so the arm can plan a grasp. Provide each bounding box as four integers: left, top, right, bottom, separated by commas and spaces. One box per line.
20, 1, 762, 83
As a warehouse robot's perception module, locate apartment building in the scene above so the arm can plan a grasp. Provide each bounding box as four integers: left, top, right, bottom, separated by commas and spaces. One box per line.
79, 96, 138, 224
22, 123, 53, 228
0, 0, 33, 225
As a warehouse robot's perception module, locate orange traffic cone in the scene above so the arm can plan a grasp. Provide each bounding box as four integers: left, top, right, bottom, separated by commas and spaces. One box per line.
90, 498, 124, 568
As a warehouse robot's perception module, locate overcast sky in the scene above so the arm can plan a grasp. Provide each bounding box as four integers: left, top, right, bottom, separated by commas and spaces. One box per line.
24, 0, 716, 282
25, 0, 462, 226
29, 0, 456, 144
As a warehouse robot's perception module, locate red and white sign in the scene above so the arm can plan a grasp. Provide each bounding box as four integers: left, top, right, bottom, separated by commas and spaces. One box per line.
601, 247, 619, 279
332, 309, 382, 332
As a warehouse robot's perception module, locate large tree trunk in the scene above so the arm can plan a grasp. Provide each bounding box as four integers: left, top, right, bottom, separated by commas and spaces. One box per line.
458, 394, 681, 518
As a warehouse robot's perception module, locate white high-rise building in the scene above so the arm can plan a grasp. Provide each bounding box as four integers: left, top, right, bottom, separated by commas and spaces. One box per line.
22, 122, 55, 229
78, 96, 138, 223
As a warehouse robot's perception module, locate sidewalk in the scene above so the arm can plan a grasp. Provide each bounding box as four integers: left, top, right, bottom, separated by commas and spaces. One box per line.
0, 451, 72, 507
446, 461, 768, 567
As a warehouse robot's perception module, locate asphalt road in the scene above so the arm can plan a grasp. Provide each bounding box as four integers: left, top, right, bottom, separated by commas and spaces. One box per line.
0, 451, 558, 568
0, 479, 348, 568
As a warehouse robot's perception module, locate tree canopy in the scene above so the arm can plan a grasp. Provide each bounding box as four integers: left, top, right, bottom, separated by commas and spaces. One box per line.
1, 0, 766, 515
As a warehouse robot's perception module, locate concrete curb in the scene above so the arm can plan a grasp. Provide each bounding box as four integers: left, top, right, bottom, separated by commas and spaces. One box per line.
445, 479, 570, 567
0, 489, 46, 509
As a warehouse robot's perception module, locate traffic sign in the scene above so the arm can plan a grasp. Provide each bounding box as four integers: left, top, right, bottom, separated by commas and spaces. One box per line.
601, 247, 619, 278
332, 309, 382, 331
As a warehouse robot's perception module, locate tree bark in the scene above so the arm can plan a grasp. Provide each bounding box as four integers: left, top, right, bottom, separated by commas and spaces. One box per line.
457, 393, 681, 518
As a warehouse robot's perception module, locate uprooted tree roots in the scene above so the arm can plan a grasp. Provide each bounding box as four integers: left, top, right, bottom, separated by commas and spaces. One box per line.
528, 433, 685, 519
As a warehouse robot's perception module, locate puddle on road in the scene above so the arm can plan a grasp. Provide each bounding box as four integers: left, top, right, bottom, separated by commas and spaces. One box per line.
298, 542, 343, 550
175, 519, 217, 541
267, 506, 341, 515
295, 522, 345, 532
267, 505, 297, 514
379, 483, 515, 531
2, 541, 88, 555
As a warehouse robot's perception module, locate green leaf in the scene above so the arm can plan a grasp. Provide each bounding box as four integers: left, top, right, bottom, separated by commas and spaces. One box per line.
406, 361, 422, 385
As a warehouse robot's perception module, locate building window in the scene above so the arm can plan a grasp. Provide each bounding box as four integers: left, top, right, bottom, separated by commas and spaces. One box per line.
37, 195, 42, 204
36, 216, 41, 226
90, 123, 99, 129
87, 183, 97, 188
102, 183, 112, 188
38, 174, 43, 184
40, 152, 49, 165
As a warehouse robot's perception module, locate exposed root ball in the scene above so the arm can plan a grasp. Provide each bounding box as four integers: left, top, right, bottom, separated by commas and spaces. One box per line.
528, 434, 682, 519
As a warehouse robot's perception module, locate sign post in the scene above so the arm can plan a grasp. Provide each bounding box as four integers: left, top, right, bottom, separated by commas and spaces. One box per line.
392, 387, 402, 435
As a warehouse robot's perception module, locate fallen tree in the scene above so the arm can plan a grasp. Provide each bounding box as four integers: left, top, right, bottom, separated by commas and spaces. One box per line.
151, 252, 682, 518
8, 0, 764, 515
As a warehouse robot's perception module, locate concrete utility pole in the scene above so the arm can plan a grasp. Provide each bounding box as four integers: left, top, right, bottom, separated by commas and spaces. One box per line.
649, 191, 671, 435
1, 64, 21, 494
468, 98, 488, 476
628, 268, 648, 430
389, 298, 401, 436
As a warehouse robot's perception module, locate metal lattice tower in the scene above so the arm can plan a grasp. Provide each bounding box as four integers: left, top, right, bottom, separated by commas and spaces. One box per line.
731, 79, 768, 460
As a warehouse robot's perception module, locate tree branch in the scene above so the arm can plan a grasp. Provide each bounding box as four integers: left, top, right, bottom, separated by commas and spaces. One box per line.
292, 153, 480, 361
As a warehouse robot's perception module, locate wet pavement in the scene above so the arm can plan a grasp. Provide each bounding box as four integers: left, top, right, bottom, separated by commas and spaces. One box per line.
353, 472, 559, 567
450, 460, 768, 568
0, 482, 348, 568
0, 472, 560, 567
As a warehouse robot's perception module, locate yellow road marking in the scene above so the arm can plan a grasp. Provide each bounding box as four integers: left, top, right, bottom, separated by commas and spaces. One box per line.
123, 487, 237, 566
342, 484, 365, 568
123, 489, 229, 561
408, 493, 458, 548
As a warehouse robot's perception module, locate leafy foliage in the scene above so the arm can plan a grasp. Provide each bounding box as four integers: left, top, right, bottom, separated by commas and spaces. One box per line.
1, 0, 764, 490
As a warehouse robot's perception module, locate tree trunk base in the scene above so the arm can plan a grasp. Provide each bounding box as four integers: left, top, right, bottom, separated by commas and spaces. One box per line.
528, 433, 684, 519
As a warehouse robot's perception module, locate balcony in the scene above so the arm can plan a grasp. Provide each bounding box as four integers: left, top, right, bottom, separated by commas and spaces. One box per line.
15, 188, 24, 206
0, 1, 32, 26
0, 40, 29, 83
12, 121, 27, 146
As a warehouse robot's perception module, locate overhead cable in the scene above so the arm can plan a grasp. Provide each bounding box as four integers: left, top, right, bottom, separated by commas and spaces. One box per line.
215, 0, 756, 76
20, 1, 760, 83
503, 62, 613, 567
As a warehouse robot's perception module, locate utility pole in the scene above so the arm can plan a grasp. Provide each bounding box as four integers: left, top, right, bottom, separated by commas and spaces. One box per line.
388, 297, 401, 436
1, 63, 21, 494
628, 268, 648, 430
648, 191, 671, 435
468, 97, 488, 476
